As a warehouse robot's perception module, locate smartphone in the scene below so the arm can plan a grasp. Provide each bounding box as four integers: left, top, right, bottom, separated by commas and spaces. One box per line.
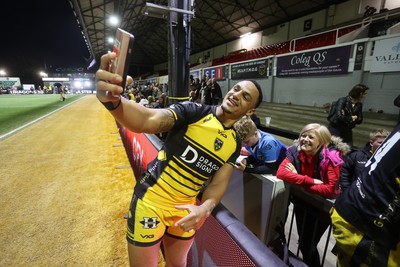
110, 28, 135, 89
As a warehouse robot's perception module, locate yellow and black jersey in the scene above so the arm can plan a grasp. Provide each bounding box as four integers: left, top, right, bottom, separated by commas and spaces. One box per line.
134, 101, 241, 210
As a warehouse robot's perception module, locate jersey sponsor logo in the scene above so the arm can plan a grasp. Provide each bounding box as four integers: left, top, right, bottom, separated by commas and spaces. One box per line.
180, 145, 220, 174
214, 138, 223, 151
140, 217, 160, 229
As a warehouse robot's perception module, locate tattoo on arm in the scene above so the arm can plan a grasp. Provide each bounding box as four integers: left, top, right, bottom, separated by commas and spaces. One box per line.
157, 109, 175, 133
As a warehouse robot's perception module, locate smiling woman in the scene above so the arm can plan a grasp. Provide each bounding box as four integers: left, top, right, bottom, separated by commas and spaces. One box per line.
276, 123, 349, 267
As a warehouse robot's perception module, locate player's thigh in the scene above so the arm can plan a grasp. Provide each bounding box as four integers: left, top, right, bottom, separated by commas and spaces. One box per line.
127, 241, 161, 267
162, 234, 194, 267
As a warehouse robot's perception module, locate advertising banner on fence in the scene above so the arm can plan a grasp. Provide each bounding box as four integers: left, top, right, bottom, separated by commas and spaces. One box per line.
118, 124, 158, 179
0, 77, 21, 88
190, 70, 201, 80
203, 65, 228, 80
231, 59, 268, 79
370, 36, 400, 73
276, 45, 351, 77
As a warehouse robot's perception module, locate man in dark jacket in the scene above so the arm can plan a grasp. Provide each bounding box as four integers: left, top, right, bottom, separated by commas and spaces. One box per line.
339, 128, 390, 192
331, 123, 400, 267
211, 78, 223, 105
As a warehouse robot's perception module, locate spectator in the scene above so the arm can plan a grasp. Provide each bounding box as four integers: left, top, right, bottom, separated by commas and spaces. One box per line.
59, 86, 66, 101
234, 116, 287, 175
328, 83, 369, 147
364, 5, 377, 17
157, 93, 168, 108
141, 83, 153, 99
331, 123, 400, 267
146, 95, 158, 108
276, 123, 349, 267
138, 94, 149, 106
211, 78, 223, 105
201, 77, 212, 105
339, 128, 390, 192
152, 83, 162, 99
127, 89, 136, 101
194, 78, 202, 103
96, 51, 264, 267
188, 84, 197, 102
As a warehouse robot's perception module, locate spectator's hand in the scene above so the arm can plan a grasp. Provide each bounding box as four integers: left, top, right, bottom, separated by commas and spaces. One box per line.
95, 52, 124, 103
235, 160, 246, 171
285, 162, 298, 174
351, 115, 357, 121
175, 204, 208, 232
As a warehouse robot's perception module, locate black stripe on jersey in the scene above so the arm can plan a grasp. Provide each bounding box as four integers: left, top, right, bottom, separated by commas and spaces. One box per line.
168, 159, 207, 187
160, 173, 196, 197
172, 156, 208, 183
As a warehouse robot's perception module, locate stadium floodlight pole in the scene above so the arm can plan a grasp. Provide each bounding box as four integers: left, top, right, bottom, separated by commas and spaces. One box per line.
143, 1, 194, 105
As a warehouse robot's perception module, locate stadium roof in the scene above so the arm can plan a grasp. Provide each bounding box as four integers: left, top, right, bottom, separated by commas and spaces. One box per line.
69, 0, 348, 71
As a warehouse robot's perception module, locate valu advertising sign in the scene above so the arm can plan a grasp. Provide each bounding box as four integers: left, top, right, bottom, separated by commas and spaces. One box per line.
370, 36, 400, 73
276, 45, 351, 77
230, 59, 268, 79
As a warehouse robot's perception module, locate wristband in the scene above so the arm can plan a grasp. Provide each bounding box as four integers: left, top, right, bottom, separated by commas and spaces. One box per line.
101, 95, 122, 111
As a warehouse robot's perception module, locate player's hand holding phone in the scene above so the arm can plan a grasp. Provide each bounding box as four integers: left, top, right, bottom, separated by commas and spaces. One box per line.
96, 28, 134, 110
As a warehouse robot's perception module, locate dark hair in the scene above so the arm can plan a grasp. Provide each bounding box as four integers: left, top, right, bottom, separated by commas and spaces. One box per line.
348, 84, 369, 101
248, 80, 263, 108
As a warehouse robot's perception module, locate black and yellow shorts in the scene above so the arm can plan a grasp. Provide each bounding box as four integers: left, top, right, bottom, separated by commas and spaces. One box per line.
330, 207, 400, 267
126, 194, 195, 246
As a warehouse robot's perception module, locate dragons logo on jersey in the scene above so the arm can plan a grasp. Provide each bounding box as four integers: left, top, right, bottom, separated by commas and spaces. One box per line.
214, 138, 223, 151
140, 217, 160, 229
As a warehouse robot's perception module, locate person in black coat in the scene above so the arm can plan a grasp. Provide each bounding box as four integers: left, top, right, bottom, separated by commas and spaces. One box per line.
328, 84, 369, 147
211, 78, 223, 105
339, 128, 390, 192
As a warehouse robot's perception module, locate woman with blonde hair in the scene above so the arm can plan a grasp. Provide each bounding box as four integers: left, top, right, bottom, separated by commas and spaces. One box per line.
277, 123, 350, 267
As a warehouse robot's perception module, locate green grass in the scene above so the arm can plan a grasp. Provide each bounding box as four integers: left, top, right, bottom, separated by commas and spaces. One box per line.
0, 94, 86, 137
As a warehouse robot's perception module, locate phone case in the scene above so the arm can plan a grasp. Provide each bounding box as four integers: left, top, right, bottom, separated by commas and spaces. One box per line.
110, 28, 135, 89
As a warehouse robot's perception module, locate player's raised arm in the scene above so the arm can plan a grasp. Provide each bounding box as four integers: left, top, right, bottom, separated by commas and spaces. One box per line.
95, 52, 175, 134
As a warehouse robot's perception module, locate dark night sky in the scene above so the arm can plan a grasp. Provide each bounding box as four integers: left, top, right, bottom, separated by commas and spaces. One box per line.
0, 0, 91, 84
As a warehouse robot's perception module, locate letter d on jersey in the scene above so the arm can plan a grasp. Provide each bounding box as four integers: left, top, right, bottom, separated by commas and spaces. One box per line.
180, 145, 198, 164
